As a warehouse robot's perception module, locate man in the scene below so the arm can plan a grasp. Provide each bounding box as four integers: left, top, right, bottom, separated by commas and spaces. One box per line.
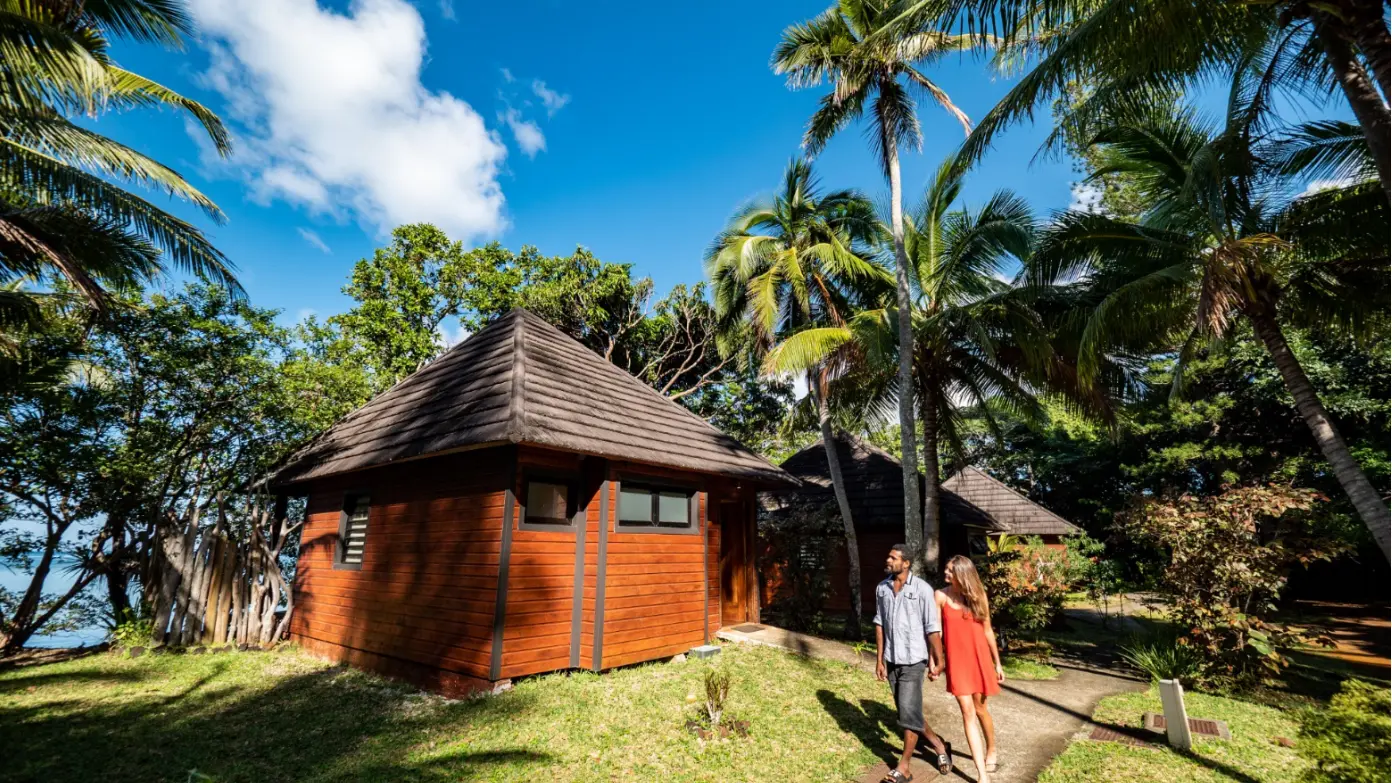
874, 544, 952, 782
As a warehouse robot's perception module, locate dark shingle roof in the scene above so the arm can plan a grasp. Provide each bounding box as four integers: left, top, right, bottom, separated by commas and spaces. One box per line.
940, 467, 1083, 536
764, 435, 1082, 537
763, 434, 1007, 532
267, 309, 793, 488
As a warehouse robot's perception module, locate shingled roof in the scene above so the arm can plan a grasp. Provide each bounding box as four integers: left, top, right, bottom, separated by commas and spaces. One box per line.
763, 434, 1008, 532
764, 434, 1081, 537
267, 309, 792, 489
940, 467, 1083, 537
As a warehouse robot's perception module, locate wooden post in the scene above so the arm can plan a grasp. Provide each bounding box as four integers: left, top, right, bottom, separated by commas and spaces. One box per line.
1159, 679, 1193, 751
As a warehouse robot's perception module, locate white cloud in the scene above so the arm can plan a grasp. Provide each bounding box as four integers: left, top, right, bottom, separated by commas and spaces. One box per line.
188, 0, 508, 240
531, 79, 570, 116
437, 0, 455, 21
437, 320, 471, 348
503, 108, 546, 157
1068, 182, 1104, 213
296, 307, 318, 322
1303, 176, 1356, 195
297, 227, 331, 253
499, 67, 514, 83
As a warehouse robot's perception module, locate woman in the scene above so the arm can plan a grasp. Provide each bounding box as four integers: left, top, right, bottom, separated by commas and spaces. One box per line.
936, 555, 1004, 781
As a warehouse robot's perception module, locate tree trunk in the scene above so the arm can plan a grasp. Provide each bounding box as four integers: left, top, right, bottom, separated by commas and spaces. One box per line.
1248, 309, 1390, 559
920, 379, 942, 575
0, 538, 58, 656
1345, 0, 1390, 100
815, 375, 863, 639
883, 114, 923, 564
1318, 19, 1392, 192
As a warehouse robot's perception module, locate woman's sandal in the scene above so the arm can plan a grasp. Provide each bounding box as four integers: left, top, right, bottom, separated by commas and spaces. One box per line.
879, 770, 913, 783
986, 758, 999, 773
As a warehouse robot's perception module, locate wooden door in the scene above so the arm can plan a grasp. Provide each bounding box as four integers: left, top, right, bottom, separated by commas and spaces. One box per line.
719, 500, 748, 625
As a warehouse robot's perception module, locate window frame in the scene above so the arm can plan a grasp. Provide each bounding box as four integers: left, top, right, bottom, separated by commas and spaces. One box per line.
333, 491, 371, 571
518, 473, 581, 531
612, 477, 700, 535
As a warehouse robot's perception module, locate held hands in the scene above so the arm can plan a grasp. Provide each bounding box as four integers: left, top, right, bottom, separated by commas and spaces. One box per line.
875, 660, 887, 682
928, 662, 942, 681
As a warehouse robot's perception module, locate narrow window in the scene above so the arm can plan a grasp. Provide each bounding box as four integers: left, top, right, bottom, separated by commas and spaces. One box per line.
616, 483, 695, 532
337, 494, 370, 569
524, 479, 574, 526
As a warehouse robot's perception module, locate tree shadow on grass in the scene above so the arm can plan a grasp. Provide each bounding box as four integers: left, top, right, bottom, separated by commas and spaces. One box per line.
816, 689, 900, 766
0, 661, 552, 783
0, 668, 147, 694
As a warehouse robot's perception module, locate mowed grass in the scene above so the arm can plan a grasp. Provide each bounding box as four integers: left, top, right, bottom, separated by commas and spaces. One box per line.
1000, 656, 1059, 680
1, 643, 901, 783
1038, 685, 1313, 783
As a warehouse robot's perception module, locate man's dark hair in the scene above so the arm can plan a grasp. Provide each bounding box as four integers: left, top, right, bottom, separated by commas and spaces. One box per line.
890, 543, 915, 560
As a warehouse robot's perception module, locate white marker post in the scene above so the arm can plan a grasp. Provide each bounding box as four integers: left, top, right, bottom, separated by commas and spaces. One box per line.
1158, 679, 1193, 751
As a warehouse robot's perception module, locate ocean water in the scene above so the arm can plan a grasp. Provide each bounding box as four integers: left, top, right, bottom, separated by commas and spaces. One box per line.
1, 557, 110, 648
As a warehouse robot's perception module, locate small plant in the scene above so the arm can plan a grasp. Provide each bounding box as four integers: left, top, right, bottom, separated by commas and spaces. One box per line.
109, 605, 156, 649
849, 640, 874, 662
1298, 679, 1391, 783
704, 668, 731, 729
1119, 632, 1204, 688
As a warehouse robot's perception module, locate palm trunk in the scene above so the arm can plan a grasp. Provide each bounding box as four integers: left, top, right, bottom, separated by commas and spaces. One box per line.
815, 374, 863, 639
1318, 19, 1392, 192
920, 379, 942, 575
1345, 0, 1390, 100
883, 116, 923, 565
1248, 309, 1390, 560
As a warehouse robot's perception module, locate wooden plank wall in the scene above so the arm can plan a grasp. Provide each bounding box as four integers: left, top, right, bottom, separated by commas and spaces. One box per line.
290, 449, 508, 691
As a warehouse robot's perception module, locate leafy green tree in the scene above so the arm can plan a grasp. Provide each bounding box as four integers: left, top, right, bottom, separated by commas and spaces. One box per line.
1027, 106, 1391, 558
708, 159, 885, 632
0, 0, 236, 311
767, 163, 1047, 571
774, 3, 988, 548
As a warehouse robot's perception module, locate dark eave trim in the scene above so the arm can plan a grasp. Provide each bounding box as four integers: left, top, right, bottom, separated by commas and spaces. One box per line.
490, 446, 519, 682
592, 480, 609, 672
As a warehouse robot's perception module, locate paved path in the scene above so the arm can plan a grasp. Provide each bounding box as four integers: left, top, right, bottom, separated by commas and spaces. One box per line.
718, 625, 1144, 783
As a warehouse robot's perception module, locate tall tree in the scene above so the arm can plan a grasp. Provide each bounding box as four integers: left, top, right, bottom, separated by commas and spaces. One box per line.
1027, 107, 1391, 558
767, 164, 1048, 572
774, 2, 987, 560
0, 0, 236, 313
708, 159, 885, 634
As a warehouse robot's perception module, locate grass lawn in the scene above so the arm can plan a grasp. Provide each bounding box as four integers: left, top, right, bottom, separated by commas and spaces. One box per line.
0, 642, 908, 783
1038, 686, 1313, 783
1001, 656, 1058, 680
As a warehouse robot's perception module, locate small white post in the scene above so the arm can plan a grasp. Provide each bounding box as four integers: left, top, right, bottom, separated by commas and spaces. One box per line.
1158, 679, 1193, 751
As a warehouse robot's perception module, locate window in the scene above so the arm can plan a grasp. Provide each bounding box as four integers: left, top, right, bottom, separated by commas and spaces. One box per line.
336, 494, 370, 569
616, 483, 695, 532
523, 479, 575, 527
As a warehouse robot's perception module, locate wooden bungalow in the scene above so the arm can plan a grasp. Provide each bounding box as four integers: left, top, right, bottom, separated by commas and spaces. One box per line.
266, 309, 793, 696
759, 434, 1082, 614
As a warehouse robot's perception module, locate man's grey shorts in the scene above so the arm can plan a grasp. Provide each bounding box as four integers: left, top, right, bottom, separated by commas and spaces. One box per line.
887, 660, 926, 731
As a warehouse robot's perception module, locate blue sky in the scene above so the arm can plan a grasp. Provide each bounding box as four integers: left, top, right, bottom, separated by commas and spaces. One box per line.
102, 0, 1329, 329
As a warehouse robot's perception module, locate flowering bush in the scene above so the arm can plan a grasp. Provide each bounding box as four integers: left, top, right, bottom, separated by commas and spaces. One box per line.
1116, 484, 1342, 685
976, 535, 1082, 648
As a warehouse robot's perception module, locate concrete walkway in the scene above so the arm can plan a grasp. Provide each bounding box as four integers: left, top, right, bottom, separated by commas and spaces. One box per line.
717, 625, 1144, 783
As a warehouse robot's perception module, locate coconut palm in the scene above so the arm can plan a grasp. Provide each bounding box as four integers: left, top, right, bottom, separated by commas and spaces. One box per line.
1026, 107, 1391, 559
901, 0, 1391, 191
766, 163, 1050, 572
773, 1, 990, 560
1, 0, 236, 311
708, 159, 887, 634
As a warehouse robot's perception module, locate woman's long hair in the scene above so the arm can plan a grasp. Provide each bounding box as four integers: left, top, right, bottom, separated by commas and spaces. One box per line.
946, 555, 990, 621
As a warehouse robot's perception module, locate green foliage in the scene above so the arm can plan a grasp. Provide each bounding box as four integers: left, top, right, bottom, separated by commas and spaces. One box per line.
702, 668, 733, 729
758, 499, 838, 632
1118, 485, 1342, 685
1119, 631, 1205, 688
108, 605, 155, 649
975, 536, 1079, 648
1298, 679, 1392, 783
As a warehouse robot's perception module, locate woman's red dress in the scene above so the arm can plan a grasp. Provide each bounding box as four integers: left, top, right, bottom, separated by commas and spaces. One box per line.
942, 599, 1000, 697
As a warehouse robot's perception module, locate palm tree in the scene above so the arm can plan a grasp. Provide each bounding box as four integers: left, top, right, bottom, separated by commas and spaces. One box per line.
708, 159, 887, 634
774, 1, 989, 562
1026, 107, 1391, 559
1, 0, 237, 312
767, 163, 1049, 572
906, 0, 1391, 192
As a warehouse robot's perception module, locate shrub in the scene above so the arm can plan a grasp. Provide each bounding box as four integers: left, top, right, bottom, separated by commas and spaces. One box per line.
1298, 679, 1391, 783
1116, 485, 1341, 685
108, 605, 156, 648
976, 536, 1075, 649
758, 499, 837, 632
1119, 631, 1204, 688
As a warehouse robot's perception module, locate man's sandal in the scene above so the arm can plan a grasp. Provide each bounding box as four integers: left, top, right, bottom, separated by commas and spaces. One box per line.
879, 771, 913, 783
935, 741, 953, 775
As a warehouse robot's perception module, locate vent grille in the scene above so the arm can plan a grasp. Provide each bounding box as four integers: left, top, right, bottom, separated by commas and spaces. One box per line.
342, 496, 370, 564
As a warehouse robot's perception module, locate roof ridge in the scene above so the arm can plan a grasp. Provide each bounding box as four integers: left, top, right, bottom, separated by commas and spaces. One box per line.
948, 466, 1080, 532
506, 310, 527, 442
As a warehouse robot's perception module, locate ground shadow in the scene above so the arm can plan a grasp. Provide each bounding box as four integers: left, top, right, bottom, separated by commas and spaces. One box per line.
816, 689, 900, 765
0, 659, 552, 783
